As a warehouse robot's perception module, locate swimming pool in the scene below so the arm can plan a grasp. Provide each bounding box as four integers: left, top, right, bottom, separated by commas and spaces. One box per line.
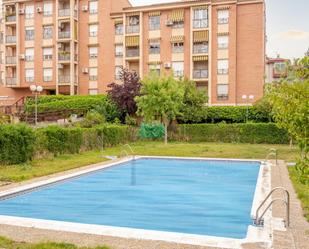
0, 157, 262, 240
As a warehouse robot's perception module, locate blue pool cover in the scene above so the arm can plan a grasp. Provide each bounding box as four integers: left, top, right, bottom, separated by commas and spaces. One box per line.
0, 158, 260, 239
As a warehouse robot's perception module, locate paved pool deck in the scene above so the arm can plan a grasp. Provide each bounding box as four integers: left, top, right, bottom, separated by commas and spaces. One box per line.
0, 159, 308, 249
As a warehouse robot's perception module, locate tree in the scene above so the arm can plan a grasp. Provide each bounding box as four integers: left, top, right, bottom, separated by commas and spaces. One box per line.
135, 73, 184, 144
178, 78, 208, 123
107, 68, 141, 119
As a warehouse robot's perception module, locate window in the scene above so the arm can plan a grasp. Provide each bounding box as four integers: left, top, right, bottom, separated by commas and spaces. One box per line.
43, 25, 53, 39
126, 16, 140, 34
193, 9, 208, 28
217, 59, 229, 74
149, 41, 160, 54
25, 48, 34, 61
89, 46, 98, 59
149, 64, 160, 75
89, 67, 98, 81
172, 42, 184, 53
149, 16, 160, 30
218, 35, 229, 49
25, 69, 34, 83
25, 5, 34, 19
89, 89, 98, 95
172, 21, 184, 29
89, 24, 98, 37
43, 2, 53, 16
193, 42, 208, 54
115, 66, 122, 80
89, 1, 98, 14
218, 10, 229, 24
115, 23, 123, 35
43, 68, 53, 82
43, 47, 53, 60
25, 27, 34, 41
172, 61, 184, 77
115, 44, 123, 57
217, 84, 229, 100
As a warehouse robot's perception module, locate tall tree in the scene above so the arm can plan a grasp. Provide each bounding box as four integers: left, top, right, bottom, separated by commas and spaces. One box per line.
135, 73, 184, 144
107, 68, 141, 118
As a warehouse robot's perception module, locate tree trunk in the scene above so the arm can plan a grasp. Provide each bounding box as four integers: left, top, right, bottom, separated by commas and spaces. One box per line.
164, 121, 168, 145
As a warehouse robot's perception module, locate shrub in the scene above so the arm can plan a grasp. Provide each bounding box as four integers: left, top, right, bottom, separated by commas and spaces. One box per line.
78, 111, 106, 128
0, 124, 35, 164
139, 123, 165, 139
25, 95, 120, 122
175, 123, 289, 144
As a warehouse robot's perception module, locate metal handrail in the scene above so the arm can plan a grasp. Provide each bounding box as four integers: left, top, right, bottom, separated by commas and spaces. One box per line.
122, 144, 135, 160
254, 187, 290, 227
265, 148, 278, 165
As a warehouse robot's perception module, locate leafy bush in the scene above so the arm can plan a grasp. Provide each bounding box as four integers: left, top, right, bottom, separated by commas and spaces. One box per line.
78, 111, 106, 128
175, 123, 289, 144
25, 95, 120, 122
0, 124, 35, 164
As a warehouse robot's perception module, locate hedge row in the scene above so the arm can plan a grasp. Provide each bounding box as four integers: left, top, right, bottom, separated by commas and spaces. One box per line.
25, 95, 120, 122
0, 124, 133, 165
175, 123, 289, 144
178, 106, 273, 124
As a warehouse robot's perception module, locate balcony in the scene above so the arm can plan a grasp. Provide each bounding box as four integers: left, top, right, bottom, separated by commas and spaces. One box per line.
193, 69, 208, 79
217, 94, 229, 101
6, 56, 16, 64
6, 35, 16, 44
58, 75, 71, 84
6, 77, 17, 86
193, 44, 208, 54
58, 9, 70, 17
126, 48, 139, 58
193, 19, 208, 29
6, 15, 16, 23
58, 31, 71, 39
58, 53, 71, 61
26, 77, 34, 83
126, 25, 140, 34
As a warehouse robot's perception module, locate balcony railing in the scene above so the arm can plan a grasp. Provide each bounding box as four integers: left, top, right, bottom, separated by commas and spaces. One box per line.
6, 15, 16, 22
6, 35, 16, 44
58, 31, 71, 39
6, 77, 17, 86
217, 69, 229, 75
217, 94, 229, 101
6, 56, 16, 64
58, 53, 71, 61
193, 69, 208, 79
193, 19, 208, 29
126, 25, 140, 34
26, 77, 34, 83
58, 75, 71, 83
174, 70, 184, 78
58, 9, 71, 17
193, 45, 208, 54
126, 49, 139, 58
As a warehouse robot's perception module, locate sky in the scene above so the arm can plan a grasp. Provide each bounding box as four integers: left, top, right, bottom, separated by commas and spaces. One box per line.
130, 0, 309, 60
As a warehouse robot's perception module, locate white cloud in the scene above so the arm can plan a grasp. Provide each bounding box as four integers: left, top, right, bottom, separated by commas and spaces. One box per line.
276, 30, 309, 40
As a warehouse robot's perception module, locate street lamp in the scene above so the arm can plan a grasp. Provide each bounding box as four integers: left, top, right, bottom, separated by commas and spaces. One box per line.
30, 85, 43, 126
242, 94, 254, 122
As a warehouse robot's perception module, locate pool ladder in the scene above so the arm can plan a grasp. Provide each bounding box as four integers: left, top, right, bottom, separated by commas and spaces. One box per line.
264, 148, 278, 165
253, 187, 290, 227
120, 144, 135, 160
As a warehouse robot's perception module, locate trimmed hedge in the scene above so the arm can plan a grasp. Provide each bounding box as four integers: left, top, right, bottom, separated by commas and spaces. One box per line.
176, 123, 289, 144
0, 124, 35, 164
178, 106, 273, 124
25, 95, 120, 122
0, 124, 133, 165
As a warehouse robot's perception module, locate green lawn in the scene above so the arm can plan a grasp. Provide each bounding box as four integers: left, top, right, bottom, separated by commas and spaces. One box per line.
288, 166, 309, 222
0, 141, 298, 183
0, 236, 110, 249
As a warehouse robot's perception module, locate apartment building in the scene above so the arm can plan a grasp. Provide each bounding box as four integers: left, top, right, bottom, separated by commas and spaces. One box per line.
0, 0, 265, 106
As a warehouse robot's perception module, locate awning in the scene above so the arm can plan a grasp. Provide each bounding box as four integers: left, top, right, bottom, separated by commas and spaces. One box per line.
170, 35, 184, 43
193, 55, 208, 61
217, 32, 229, 36
169, 9, 184, 22
126, 12, 140, 17
148, 61, 162, 65
148, 37, 161, 42
125, 36, 139, 47
149, 11, 161, 16
114, 19, 123, 25
194, 5, 208, 10
216, 6, 230, 10
193, 30, 209, 42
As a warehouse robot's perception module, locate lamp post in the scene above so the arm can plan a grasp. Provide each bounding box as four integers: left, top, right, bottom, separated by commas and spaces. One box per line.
30, 85, 43, 126
242, 94, 254, 122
